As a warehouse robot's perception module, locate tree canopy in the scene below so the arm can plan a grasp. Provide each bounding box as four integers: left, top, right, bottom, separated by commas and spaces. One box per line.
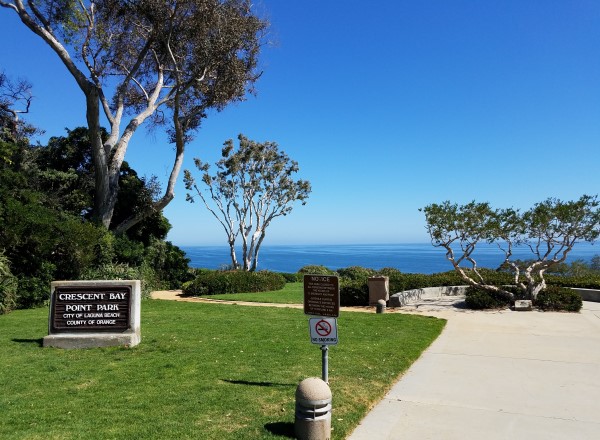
0, 123, 190, 313
0, 0, 267, 231
422, 195, 600, 300
184, 134, 312, 271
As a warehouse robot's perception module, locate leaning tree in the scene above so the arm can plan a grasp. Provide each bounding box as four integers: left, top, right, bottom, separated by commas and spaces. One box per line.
422, 195, 600, 301
0, 0, 267, 232
184, 134, 312, 271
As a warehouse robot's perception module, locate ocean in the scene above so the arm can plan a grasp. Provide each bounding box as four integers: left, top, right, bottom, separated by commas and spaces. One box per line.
180, 243, 600, 274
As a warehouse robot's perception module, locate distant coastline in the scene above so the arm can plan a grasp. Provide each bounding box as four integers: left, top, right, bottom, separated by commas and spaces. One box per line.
180, 243, 600, 274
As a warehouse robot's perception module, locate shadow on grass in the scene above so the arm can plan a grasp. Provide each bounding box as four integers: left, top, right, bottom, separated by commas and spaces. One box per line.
221, 379, 295, 388
264, 421, 295, 438
12, 338, 43, 347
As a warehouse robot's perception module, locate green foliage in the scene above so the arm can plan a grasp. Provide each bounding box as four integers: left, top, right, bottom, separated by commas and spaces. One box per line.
545, 273, 600, 289
80, 263, 158, 299
339, 280, 369, 306
0, 251, 17, 314
185, 134, 311, 271
0, 125, 193, 310
0, 193, 110, 307
464, 286, 512, 310
280, 272, 300, 282
334, 266, 599, 307
337, 266, 377, 280
297, 265, 337, 276
535, 286, 583, 312
143, 238, 194, 289
378, 267, 402, 277
183, 270, 286, 296
423, 195, 600, 299
113, 235, 146, 266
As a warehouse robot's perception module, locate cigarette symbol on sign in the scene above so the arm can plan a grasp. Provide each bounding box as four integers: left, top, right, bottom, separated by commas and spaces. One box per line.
315, 319, 332, 337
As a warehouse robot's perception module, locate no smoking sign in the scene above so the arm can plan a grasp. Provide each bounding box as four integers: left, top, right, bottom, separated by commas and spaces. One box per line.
309, 318, 338, 345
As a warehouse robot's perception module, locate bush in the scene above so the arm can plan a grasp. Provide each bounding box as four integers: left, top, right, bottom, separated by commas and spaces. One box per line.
80, 263, 155, 299
464, 286, 512, 310
0, 252, 17, 314
339, 280, 368, 306
183, 270, 286, 296
280, 272, 300, 283
378, 267, 402, 277
535, 286, 583, 312
337, 266, 377, 281
144, 239, 193, 289
297, 265, 336, 276
14, 261, 56, 309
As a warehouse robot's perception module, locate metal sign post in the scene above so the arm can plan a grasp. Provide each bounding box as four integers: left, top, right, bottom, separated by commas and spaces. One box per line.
308, 316, 339, 384
321, 345, 329, 383
304, 275, 340, 383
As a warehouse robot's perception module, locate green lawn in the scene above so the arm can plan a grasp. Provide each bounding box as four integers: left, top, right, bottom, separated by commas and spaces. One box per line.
205, 282, 304, 304
0, 300, 445, 439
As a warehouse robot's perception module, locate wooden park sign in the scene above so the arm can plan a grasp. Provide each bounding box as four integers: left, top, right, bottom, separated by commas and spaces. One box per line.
303, 275, 340, 318
43, 280, 141, 349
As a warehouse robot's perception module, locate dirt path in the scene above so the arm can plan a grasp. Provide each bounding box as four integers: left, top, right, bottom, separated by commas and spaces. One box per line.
150, 290, 464, 316
150, 289, 376, 312
151, 289, 307, 310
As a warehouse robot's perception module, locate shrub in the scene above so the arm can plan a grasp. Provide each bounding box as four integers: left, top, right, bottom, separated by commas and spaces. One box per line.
0, 252, 17, 314
535, 286, 583, 312
297, 265, 336, 276
337, 266, 377, 281
378, 267, 402, 277
464, 286, 512, 310
80, 263, 155, 299
340, 280, 369, 306
183, 270, 286, 296
280, 272, 300, 283
545, 274, 600, 290
144, 239, 193, 289
14, 261, 55, 309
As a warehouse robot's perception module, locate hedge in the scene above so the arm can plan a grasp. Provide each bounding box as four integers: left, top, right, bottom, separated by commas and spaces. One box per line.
183, 270, 286, 296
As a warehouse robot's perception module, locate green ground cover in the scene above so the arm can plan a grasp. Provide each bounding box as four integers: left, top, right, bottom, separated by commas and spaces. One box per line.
0, 300, 445, 439
206, 282, 304, 304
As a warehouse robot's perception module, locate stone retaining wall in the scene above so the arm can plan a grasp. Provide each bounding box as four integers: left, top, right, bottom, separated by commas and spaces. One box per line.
389, 286, 468, 307
389, 286, 600, 307
570, 288, 600, 302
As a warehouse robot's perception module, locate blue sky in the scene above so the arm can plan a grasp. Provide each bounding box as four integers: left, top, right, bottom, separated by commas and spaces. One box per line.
1, 1, 599, 246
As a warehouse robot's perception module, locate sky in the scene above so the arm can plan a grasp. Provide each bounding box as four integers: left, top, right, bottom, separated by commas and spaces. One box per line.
1, 0, 600, 246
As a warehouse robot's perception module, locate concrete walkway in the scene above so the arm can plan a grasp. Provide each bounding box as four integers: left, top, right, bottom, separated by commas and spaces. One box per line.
348, 301, 600, 440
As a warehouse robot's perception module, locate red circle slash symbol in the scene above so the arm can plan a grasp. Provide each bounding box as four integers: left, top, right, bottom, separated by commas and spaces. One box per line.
315, 320, 332, 337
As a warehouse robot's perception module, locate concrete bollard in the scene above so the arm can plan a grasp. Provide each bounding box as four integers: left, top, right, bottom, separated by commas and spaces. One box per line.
295, 377, 332, 440
376, 299, 386, 313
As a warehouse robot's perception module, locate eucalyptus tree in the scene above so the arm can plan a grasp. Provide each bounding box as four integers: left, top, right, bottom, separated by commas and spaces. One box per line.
422, 195, 600, 301
184, 134, 312, 271
0, 71, 39, 145
0, 0, 267, 231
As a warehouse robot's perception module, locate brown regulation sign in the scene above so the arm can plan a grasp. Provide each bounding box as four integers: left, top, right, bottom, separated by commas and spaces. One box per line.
303, 274, 340, 318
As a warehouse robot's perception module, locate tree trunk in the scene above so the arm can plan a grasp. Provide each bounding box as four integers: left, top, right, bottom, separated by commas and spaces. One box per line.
228, 238, 240, 270
249, 231, 267, 272
84, 88, 116, 228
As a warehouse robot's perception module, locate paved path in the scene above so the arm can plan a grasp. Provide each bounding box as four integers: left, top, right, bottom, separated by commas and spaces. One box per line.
348, 301, 600, 440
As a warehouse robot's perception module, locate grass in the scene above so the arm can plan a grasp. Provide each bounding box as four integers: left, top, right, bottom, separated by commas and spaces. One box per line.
0, 300, 445, 439
205, 282, 304, 304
